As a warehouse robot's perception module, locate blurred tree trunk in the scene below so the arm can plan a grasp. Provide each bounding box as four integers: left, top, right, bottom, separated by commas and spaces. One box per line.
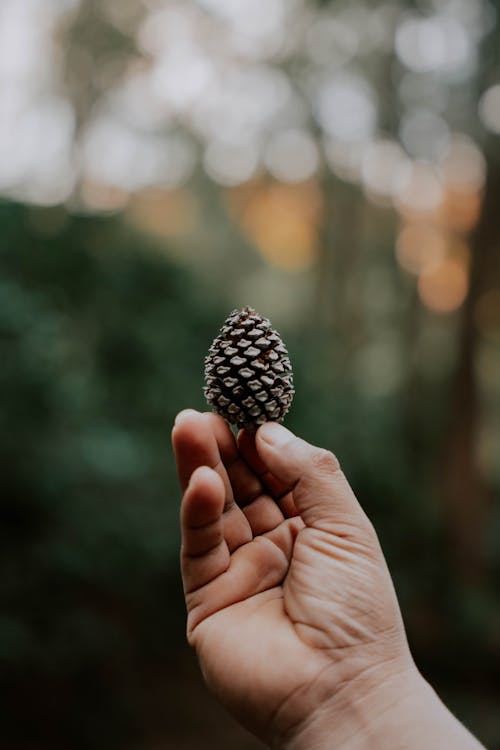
440, 158, 500, 582
316, 176, 362, 339
316, 174, 338, 332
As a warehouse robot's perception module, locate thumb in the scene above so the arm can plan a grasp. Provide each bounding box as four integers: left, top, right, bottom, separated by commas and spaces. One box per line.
256, 422, 371, 535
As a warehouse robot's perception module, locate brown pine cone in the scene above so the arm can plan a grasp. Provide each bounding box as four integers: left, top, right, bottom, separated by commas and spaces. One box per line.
204, 306, 294, 431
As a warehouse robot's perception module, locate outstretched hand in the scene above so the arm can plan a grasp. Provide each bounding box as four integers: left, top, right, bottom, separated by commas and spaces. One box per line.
172, 410, 416, 747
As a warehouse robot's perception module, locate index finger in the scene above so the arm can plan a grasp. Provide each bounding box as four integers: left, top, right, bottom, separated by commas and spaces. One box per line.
172, 409, 254, 553
172, 409, 229, 493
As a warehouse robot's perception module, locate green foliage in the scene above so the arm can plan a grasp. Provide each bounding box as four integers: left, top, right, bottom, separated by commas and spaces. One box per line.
0, 203, 215, 653
1, 201, 499, 748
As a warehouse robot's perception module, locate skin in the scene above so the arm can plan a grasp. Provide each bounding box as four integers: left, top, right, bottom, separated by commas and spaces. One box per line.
172, 410, 485, 750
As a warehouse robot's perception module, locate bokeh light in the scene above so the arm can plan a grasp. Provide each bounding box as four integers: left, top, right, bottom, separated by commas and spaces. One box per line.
126, 187, 197, 240
323, 138, 366, 183
0, 0, 77, 205
315, 72, 377, 143
396, 223, 448, 275
305, 15, 360, 67
399, 108, 450, 161
150, 46, 215, 112
203, 139, 259, 186
439, 134, 486, 191
436, 186, 483, 234
80, 179, 130, 213
361, 140, 409, 203
479, 83, 500, 134
197, 0, 287, 59
228, 181, 322, 271
395, 13, 474, 78
264, 129, 319, 183
418, 256, 469, 313
190, 65, 292, 143
394, 161, 444, 216
83, 117, 196, 191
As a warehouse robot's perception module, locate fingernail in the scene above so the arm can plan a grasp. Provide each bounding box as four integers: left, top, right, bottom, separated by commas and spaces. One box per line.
174, 408, 199, 426
259, 422, 294, 447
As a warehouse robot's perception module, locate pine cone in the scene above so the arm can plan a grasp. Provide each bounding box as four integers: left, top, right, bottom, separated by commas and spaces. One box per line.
204, 306, 294, 431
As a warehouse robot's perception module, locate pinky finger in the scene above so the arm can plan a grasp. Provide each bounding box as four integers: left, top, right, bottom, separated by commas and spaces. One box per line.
181, 467, 230, 596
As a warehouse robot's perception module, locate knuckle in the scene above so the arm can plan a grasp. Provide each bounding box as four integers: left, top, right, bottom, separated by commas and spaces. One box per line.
310, 447, 340, 475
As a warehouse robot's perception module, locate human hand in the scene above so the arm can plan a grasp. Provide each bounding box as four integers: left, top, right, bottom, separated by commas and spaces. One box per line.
172, 410, 484, 750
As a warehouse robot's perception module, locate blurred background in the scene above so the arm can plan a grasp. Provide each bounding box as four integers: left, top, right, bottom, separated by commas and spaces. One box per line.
1, 0, 499, 747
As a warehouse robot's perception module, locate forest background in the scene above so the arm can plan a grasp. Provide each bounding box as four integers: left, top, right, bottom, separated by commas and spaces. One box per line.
1, 0, 500, 747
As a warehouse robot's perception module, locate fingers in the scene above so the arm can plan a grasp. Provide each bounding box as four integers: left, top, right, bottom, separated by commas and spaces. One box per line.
181, 466, 230, 594
237, 430, 299, 518
172, 409, 231, 496
173, 410, 289, 539
173, 410, 262, 506
242, 495, 285, 536
173, 410, 252, 551
205, 414, 263, 506
187, 518, 300, 631
237, 429, 291, 498
255, 423, 371, 534
205, 413, 287, 535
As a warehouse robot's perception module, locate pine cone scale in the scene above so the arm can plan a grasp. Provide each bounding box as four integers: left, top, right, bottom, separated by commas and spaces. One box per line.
204, 306, 294, 431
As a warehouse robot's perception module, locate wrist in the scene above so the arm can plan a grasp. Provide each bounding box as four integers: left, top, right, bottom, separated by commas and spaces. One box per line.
269, 655, 418, 750
273, 660, 483, 750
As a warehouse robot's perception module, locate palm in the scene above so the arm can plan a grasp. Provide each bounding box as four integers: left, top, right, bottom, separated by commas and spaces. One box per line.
172, 411, 405, 740
172, 413, 329, 729
194, 587, 327, 732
